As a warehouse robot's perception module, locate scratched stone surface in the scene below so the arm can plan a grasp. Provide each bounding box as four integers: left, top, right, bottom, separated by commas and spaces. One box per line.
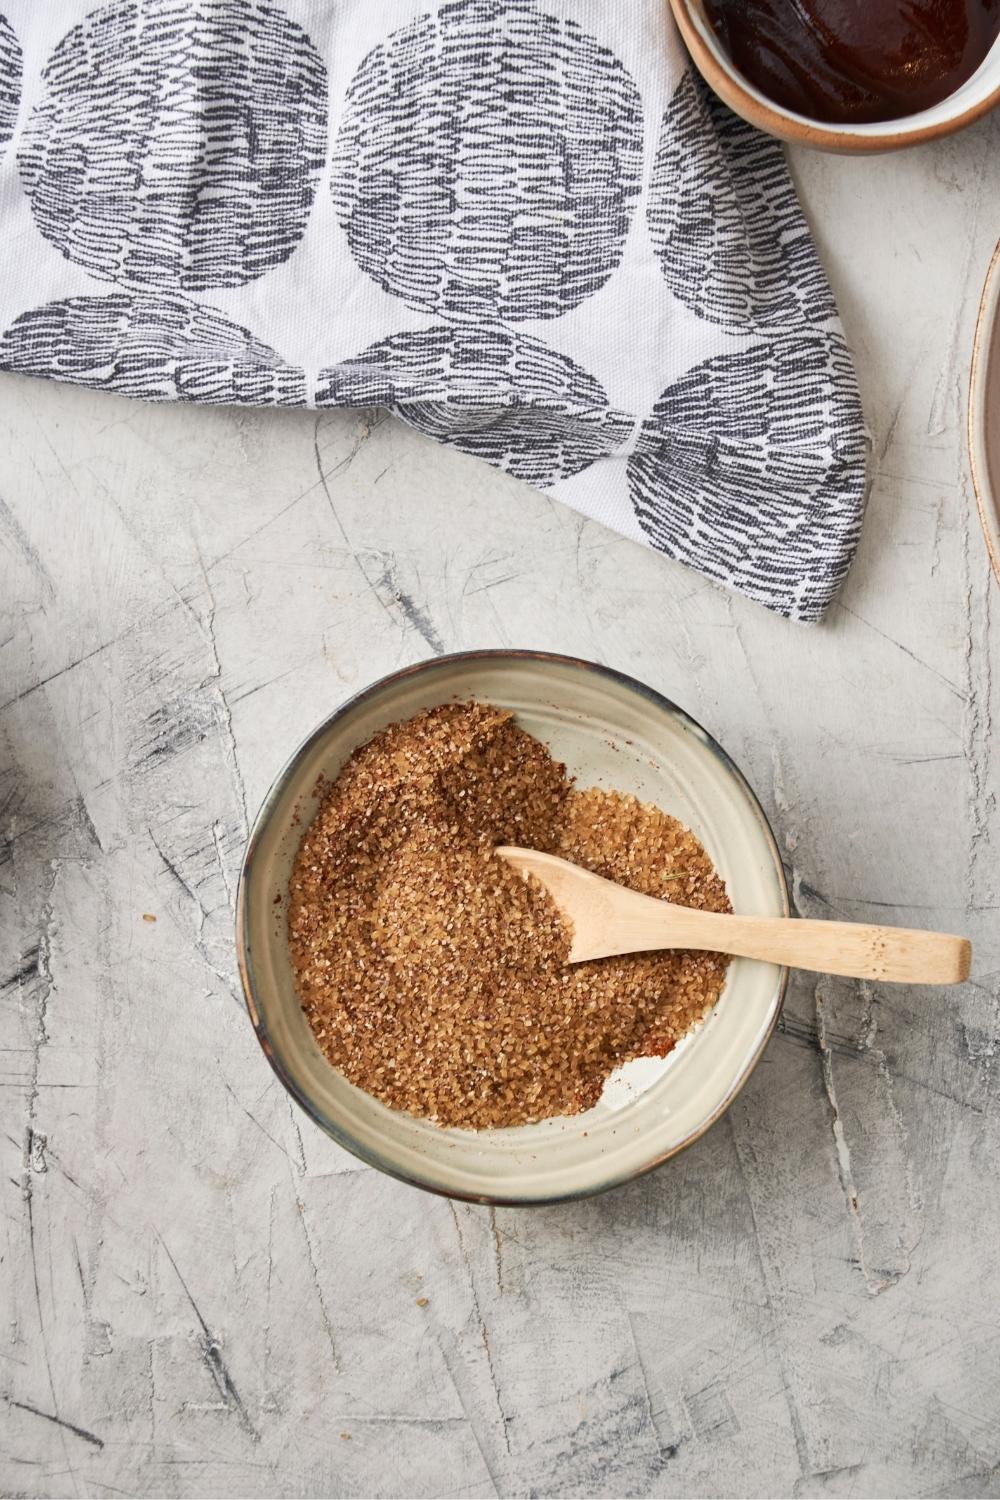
2, 117, 1000, 1500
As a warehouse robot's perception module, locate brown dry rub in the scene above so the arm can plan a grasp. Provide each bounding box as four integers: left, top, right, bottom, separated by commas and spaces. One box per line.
287, 702, 730, 1129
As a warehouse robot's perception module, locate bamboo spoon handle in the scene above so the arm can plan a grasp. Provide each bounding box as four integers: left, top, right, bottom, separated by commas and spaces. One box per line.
604, 904, 971, 985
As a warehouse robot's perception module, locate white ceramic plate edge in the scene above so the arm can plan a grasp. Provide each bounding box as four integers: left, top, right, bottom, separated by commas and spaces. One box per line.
969, 236, 1000, 588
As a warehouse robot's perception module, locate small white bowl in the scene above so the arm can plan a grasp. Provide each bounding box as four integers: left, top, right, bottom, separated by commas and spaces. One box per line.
237, 651, 788, 1204
669, 0, 1000, 152
969, 237, 1000, 587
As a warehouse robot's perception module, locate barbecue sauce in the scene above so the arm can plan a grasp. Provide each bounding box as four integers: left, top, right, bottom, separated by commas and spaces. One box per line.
702, 0, 1000, 124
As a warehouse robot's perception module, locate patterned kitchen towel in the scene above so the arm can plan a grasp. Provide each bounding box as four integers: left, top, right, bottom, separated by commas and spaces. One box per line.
0, 0, 866, 621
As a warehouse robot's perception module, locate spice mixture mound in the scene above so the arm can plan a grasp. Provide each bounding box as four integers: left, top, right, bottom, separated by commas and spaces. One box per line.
288, 702, 731, 1129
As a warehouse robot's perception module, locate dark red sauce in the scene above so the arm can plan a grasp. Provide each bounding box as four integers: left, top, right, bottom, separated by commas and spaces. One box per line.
702, 0, 1000, 124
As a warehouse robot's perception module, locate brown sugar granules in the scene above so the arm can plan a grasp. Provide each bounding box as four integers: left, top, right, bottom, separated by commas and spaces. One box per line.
287, 702, 730, 1129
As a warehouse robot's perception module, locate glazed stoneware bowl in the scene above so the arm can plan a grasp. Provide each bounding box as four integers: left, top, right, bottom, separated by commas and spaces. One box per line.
969, 237, 1000, 587
669, 0, 1000, 152
237, 651, 788, 1204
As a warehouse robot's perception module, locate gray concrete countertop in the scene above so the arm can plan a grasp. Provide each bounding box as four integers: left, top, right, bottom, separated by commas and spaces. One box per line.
2, 114, 999, 1500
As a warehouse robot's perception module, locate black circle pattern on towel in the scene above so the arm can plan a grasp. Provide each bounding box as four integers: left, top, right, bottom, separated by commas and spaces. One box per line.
0, 13, 21, 158
331, 0, 644, 322
0, 293, 306, 404
627, 334, 866, 621
647, 74, 836, 332
317, 326, 633, 485
17, 0, 327, 292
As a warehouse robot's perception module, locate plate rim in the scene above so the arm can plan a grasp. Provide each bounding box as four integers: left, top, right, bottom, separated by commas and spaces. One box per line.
969, 236, 1000, 588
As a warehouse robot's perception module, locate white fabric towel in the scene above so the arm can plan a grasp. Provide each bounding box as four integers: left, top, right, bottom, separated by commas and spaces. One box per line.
0, 0, 867, 620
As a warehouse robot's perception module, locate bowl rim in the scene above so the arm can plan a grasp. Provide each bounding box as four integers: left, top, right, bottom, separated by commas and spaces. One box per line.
668, 0, 1000, 152
968, 236, 1000, 588
236, 648, 791, 1205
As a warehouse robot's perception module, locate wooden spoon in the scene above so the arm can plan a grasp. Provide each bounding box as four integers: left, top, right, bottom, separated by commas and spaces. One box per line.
496, 847, 972, 985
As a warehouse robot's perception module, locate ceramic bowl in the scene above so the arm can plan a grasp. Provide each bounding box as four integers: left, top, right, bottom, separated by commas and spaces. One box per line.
668, 0, 1000, 152
969, 237, 1000, 587
237, 651, 788, 1204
